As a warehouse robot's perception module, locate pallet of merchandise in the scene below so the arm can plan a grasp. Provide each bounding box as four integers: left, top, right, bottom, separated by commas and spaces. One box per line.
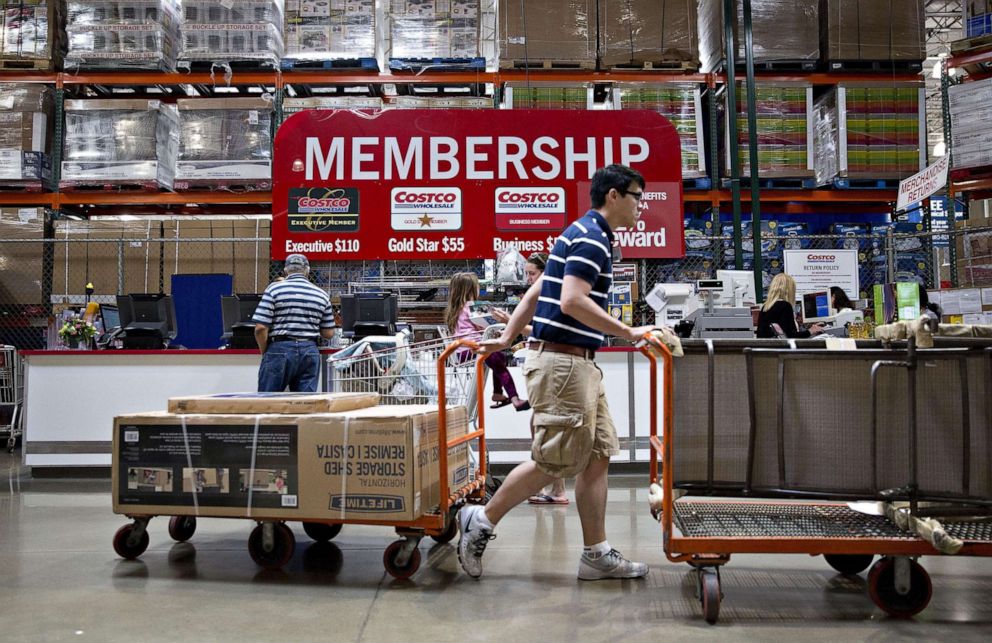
172, 179, 272, 192
607, 60, 699, 73
280, 57, 378, 71
0, 57, 52, 71
0, 1, 61, 71
389, 57, 485, 72
498, 59, 596, 70
176, 59, 280, 72
825, 60, 923, 73
59, 181, 162, 193
712, 58, 819, 72
501, 82, 594, 110
831, 178, 902, 189
392, 96, 492, 109
721, 176, 817, 189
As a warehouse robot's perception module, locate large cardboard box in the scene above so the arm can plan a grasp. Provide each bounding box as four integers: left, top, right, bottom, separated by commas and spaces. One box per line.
112, 405, 470, 522
821, 0, 924, 62
168, 391, 380, 415
598, 0, 698, 68
699, 0, 820, 72
498, 0, 595, 65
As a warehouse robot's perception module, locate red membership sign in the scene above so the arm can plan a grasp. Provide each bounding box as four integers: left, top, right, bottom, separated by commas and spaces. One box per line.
271, 109, 685, 260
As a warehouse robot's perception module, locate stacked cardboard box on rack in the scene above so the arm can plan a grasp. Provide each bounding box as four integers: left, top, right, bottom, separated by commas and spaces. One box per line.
726, 83, 814, 178
173, 98, 273, 191
178, 0, 283, 69
0, 83, 52, 189
613, 83, 705, 179
698, 0, 820, 72
64, 0, 181, 71
948, 77, 992, 170
113, 392, 472, 522
284, 0, 375, 66
598, 0, 699, 70
61, 99, 179, 189
0, 0, 62, 69
388, 0, 482, 66
498, 0, 595, 68
821, 0, 925, 64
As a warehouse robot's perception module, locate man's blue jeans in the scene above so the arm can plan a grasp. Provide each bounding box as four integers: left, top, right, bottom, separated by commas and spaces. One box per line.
258, 340, 321, 392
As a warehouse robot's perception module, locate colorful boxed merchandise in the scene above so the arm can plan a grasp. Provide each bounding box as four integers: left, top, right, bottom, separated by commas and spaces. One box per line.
498, 0, 595, 66
284, 0, 375, 63
598, 0, 698, 69
1, 0, 60, 68
614, 83, 705, 178
777, 222, 809, 250
684, 217, 715, 251
727, 83, 814, 178
831, 223, 871, 260
0, 83, 52, 187
722, 220, 780, 259
502, 82, 593, 109
113, 405, 471, 522
173, 98, 273, 190
61, 98, 179, 189
698, 0, 819, 72
822, 0, 924, 62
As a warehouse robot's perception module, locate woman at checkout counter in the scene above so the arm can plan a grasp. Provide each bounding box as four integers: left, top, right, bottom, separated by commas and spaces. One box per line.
756, 273, 825, 339
830, 286, 854, 313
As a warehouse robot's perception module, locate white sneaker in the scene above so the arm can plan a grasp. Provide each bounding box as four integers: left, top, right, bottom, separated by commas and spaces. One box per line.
456, 504, 495, 579
578, 549, 649, 581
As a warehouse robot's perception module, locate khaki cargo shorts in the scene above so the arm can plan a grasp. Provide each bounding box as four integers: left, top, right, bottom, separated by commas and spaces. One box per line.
521, 348, 619, 478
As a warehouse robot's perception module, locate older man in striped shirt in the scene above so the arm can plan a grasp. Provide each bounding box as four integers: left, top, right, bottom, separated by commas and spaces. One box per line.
457, 164, 658, 582
252, 253, 335, 392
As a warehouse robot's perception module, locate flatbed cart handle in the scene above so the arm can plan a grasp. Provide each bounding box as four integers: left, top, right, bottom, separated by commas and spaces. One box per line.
437, 339, 487, 515
637, 334, 682, 561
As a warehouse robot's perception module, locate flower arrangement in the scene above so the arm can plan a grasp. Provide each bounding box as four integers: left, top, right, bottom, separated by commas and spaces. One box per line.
59, 317, 97, 344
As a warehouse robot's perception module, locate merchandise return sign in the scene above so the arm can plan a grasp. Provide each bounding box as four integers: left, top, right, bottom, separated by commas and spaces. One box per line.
272, 109, 685, 260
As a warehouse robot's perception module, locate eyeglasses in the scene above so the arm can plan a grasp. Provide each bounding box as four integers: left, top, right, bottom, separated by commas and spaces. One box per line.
621, 189, 644, 202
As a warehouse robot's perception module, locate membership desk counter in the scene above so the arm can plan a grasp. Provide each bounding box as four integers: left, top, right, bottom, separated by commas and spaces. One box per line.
20, 340, 992, 479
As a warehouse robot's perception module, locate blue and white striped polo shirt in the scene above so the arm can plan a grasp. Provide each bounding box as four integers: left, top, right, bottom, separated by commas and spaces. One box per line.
531, 210, 614, 350
252, 273, 335, 340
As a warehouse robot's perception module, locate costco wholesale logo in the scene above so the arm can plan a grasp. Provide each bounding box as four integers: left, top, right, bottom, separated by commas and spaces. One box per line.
494, 187, 567, 231
807, 254, 836, 262
390, 187, 462, 231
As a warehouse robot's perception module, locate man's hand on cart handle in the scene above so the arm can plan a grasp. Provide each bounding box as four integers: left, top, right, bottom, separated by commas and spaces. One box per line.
477, 336, 511, 356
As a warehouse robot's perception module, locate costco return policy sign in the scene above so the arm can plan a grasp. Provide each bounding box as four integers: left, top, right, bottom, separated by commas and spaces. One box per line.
272, 109, 684, 260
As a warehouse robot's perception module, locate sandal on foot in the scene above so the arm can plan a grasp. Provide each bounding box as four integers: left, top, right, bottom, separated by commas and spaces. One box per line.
490, 398, 512, 409
528, 494, 569, 505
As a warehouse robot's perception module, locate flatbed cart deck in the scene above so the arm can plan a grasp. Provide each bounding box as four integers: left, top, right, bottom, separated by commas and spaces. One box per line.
112, 338, 489, 579
640, 334, 992, 623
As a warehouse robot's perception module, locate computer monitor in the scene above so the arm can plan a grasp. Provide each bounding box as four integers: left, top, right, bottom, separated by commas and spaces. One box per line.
116, 293, 177, 349
100, 304, 121, 332
220, 293, 262, 348
716, 270, 758, 307
800, 290, 835, 324
340, 292, 398, 338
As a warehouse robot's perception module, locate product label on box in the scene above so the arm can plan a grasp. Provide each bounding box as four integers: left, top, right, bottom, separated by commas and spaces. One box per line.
116, 423, 299, 509
174, 160, 272, 180
62, 160, 158, 181
0, 149, 22, 180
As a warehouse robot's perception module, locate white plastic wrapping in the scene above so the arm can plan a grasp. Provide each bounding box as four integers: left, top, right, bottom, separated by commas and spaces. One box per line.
174, 98, 273, 190
178, 0, 284, 69
0, 83, 52, 186
61, 99, 179, 189
283, 0, 375, 63
65, 0, 180, 71
389, 0, 481, 63
502, 82, 593, 110
613, 83, 705, 178
282, 96, 384, 115
949, 77, 992, 170
726, 82, 814, 178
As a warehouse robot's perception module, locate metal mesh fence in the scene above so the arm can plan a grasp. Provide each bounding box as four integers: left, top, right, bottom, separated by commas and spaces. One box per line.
2, 222, 991, 349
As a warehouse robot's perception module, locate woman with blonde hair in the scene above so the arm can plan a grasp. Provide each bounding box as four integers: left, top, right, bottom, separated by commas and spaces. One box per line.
756, 273, 824, 338
446, 272, 529, 411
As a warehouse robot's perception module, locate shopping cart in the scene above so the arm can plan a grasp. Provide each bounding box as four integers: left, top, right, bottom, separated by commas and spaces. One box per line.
642, 334, 992, 624
0, 346, 24, 453
112, 338, 489, 579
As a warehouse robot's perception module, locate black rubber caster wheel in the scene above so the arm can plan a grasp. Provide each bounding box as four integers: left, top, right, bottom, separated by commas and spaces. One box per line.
113, 523, 150, 560
824, 554, 873, 575
302, 522, 342, 543
168, 516, 197, 542
700, 570, 721, 624
248, 522, 296, 570
431, 508, 459, 544
383, 540, 421, 579
867, 557, 932, 618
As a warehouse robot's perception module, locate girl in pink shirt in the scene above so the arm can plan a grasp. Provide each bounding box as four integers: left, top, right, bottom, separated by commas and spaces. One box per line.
445, 272, 529, 412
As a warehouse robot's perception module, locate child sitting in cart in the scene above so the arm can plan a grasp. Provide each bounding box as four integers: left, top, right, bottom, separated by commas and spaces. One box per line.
445, 272, 530, 412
